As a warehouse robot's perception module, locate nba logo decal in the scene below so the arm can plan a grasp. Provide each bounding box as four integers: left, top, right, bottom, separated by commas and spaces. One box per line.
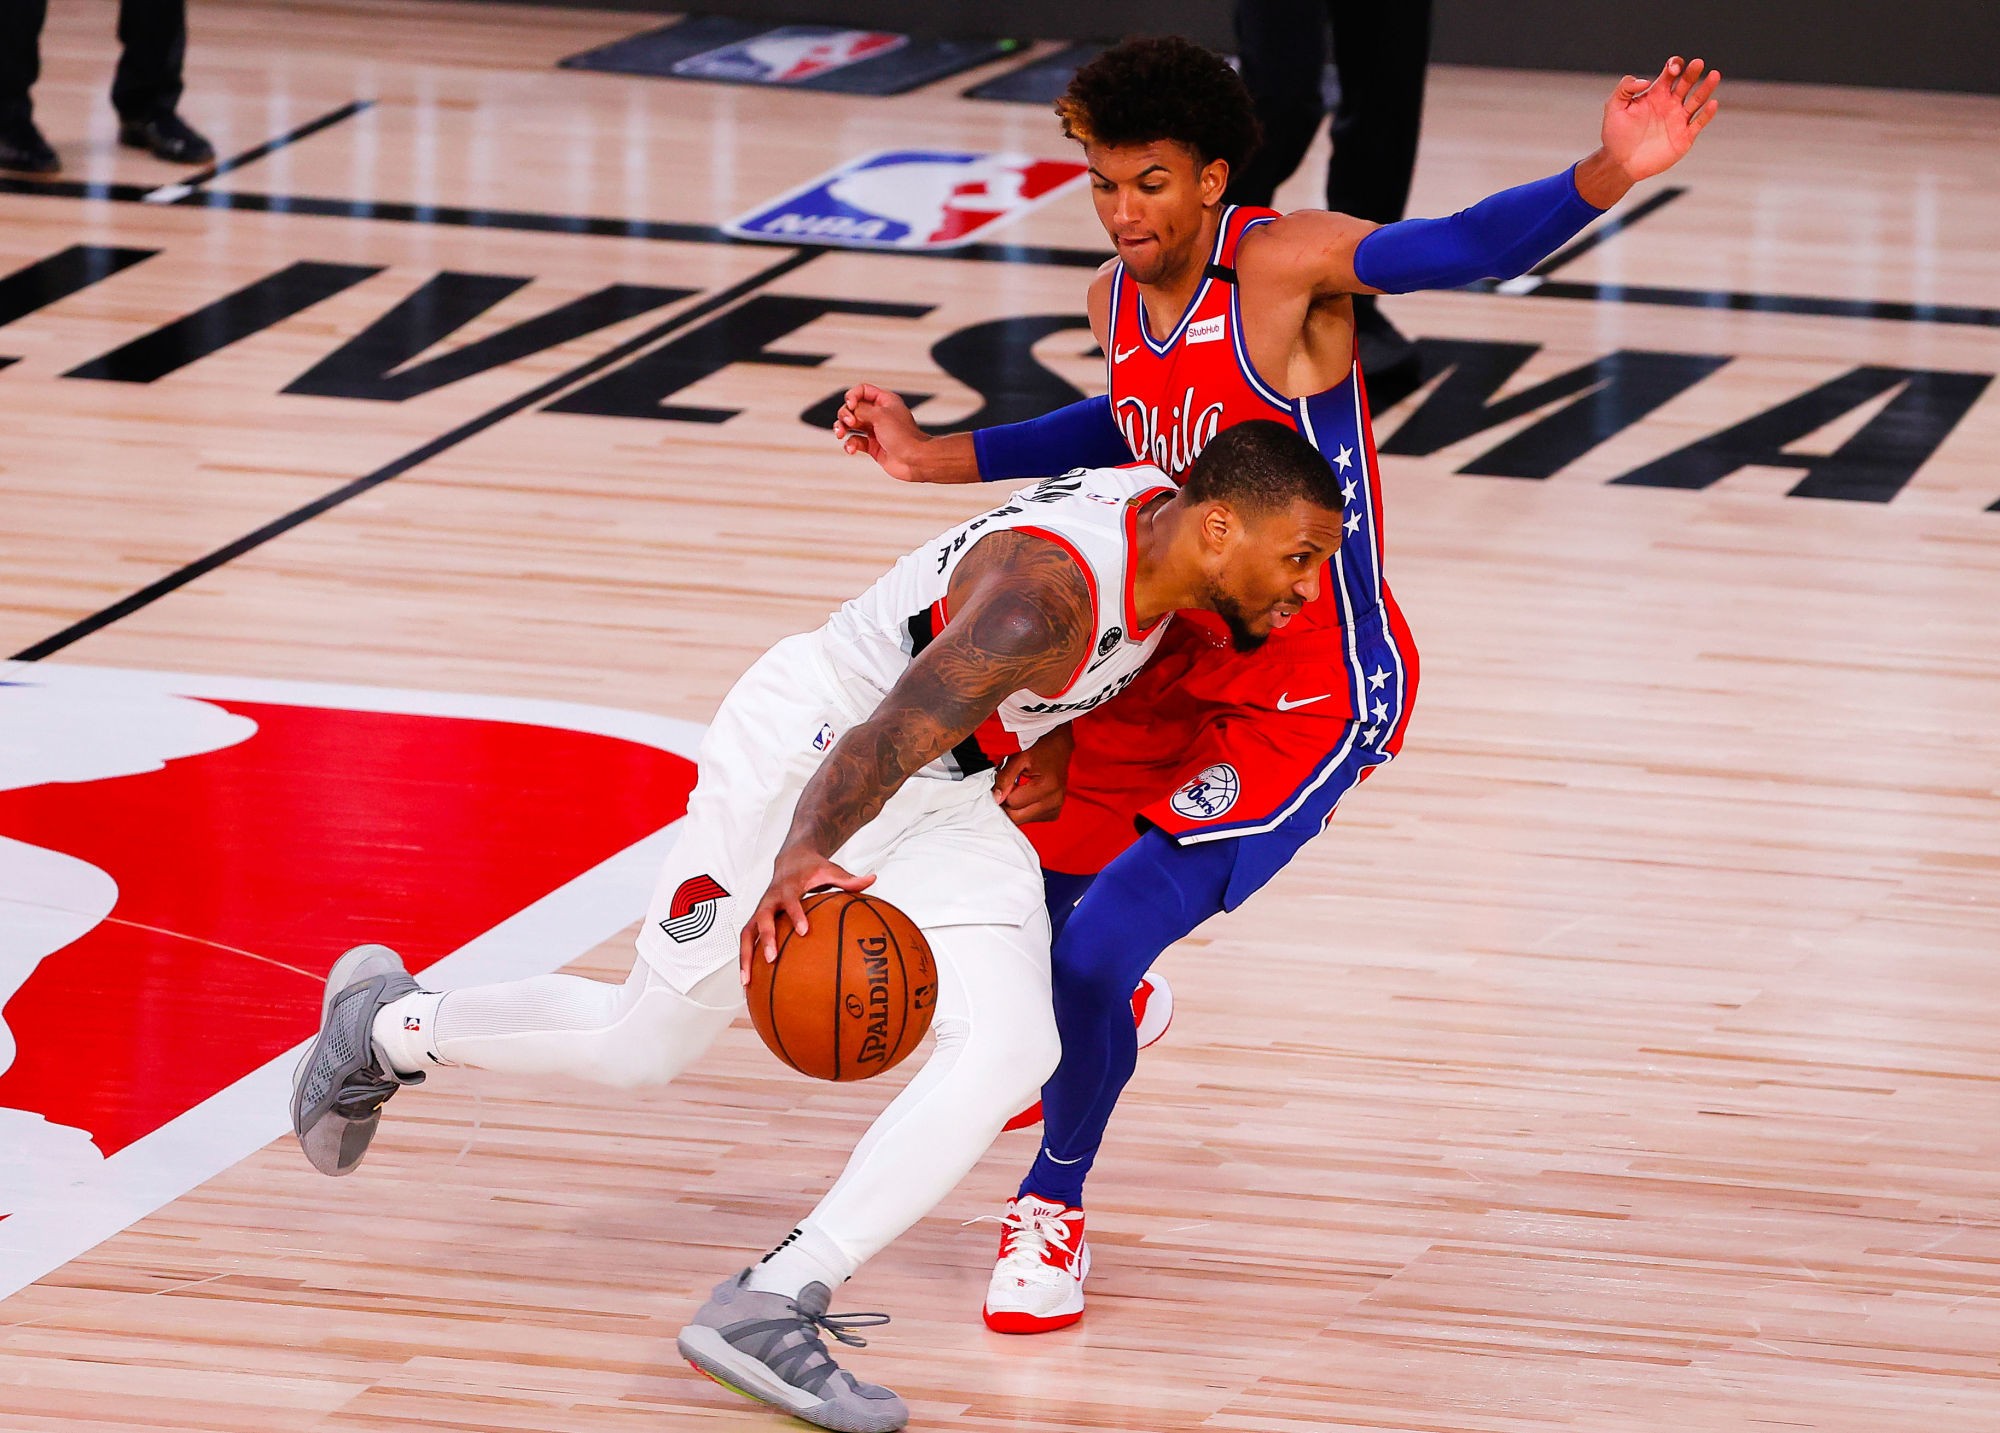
1170, 763, 1242, 821
812, 722, 836, 753
0, 663, 705, 1302
670, 25, 906, 84
725, 150, 1088, 250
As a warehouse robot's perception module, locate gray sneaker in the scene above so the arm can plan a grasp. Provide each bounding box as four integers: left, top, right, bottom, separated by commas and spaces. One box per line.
291, 944, 425, 1176
677, 1270, 907, 1432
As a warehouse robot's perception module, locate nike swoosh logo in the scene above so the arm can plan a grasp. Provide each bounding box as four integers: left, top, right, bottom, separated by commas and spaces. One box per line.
1114, 345, 1140, 364
1275, 692, 1331, 711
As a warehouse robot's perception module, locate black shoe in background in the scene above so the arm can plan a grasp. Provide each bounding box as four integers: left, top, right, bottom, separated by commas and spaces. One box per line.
0, 116, 59, 174
1353, 294, 1424, 410
118, 111, 214, 165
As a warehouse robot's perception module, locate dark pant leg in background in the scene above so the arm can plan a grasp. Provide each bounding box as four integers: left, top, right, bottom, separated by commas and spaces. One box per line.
1323, 0, 1432, 224
0, 0, 51, 130
111, 0, 187, 121
1226, 0, 1330, 208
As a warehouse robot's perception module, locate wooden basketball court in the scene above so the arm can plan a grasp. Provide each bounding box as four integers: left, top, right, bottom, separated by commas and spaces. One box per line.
3, 3, 1998, 1429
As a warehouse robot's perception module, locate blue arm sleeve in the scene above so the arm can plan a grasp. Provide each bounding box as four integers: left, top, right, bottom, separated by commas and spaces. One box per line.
972, 394, 1133, 482
1351, 165, 1608, 294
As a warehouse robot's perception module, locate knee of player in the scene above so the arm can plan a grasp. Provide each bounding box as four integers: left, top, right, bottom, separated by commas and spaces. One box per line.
1052, 945, 1148, 1012
933, 1009, 1060, 1100
997, 1013, 1063, 1094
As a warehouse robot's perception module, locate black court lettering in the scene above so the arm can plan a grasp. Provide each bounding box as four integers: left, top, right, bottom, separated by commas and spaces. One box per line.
546, 294, 931, 424
0, 245, 158, 362
284, 273, 694, 401
65, 261, 383, 384
1613, 364, 1995, 503
1381, 338, 1731, 479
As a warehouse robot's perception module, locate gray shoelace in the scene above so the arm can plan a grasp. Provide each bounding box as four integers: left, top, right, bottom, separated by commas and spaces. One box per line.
738, 1305, 892, 1395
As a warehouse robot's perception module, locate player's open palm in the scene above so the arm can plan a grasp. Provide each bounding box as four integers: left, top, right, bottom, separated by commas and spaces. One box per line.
1602, 57, 1721, 181
833, 383, 930, 482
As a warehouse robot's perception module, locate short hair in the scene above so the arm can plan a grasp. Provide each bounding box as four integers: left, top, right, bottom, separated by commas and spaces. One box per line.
1179, 421, 1344, 515
1055, 37, 1262, 175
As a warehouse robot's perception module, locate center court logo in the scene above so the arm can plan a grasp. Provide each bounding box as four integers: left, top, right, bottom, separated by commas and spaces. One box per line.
725, 150, 1088, 251
0, 664, 703, 1304
671, 26, 906, 84
1170, 763, 1241, 821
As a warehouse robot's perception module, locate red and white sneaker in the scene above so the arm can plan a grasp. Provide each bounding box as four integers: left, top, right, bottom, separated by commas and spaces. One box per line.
1001, 973, 1173, 1133
979, 1195, 1089, 1334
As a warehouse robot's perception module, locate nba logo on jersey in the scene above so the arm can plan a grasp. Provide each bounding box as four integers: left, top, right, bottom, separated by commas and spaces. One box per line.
1170, 763, 1241, 821
670, 25, 906, 84
813, 721, 836, 752
725, 150, 1088, 250
0, 664, 703, 1302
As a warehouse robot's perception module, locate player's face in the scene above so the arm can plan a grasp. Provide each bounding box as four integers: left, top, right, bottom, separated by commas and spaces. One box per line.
1084, 141, 1229, 287
1202, 499, 1343, 652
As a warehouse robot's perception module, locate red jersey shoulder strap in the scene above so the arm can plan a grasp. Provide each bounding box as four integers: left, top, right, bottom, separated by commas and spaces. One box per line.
1212, 204, 1281, 278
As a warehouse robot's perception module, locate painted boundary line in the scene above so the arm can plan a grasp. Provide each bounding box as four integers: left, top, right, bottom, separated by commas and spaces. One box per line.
1, 177, 1994, 328
9, 248, 820, 661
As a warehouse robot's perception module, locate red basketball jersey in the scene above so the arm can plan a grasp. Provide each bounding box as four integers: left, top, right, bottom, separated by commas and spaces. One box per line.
1103, 204, 1414, 743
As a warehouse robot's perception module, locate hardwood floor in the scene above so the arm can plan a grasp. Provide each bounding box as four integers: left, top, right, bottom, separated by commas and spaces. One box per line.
2, 4, 1997, 1429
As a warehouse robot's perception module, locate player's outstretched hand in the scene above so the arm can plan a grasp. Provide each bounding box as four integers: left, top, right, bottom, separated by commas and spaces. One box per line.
992, 726, 1073, 825
833, 383, 933, 482
740, 848, 876, 984
1602, 57, 1721, 182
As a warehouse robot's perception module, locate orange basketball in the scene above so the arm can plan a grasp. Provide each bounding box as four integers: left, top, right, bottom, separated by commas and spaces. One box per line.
747, 889, 937, 1081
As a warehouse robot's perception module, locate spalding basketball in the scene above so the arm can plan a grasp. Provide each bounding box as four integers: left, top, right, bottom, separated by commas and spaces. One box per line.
747, 889, 937, 1081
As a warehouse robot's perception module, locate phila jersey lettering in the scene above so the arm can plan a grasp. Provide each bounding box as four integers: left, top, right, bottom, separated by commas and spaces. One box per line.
1103, 203, 1414, 742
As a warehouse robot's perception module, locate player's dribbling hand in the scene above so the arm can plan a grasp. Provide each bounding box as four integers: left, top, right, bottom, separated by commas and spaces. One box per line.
992, 726, 1073, 825
1600, 56, 1722, 183
740, 848, 876, 984
832, 383, 932, 482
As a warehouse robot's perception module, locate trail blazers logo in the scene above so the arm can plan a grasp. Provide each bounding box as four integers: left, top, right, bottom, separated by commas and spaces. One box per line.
0, 663, 704, 1304
662, 874, 730, 942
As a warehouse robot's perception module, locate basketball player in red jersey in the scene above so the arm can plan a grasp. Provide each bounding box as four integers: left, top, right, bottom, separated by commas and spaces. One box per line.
834, 37, 1721, 1333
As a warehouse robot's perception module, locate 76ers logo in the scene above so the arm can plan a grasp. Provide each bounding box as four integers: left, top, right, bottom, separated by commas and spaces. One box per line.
1115, 387, 1224, 477
1170, 763, 1241, 821
661, 874, 730, 943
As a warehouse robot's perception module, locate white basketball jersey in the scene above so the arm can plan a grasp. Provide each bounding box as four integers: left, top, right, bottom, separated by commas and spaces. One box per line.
820, 465, 1176, 779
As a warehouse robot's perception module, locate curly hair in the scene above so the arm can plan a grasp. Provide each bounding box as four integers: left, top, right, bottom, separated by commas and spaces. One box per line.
1055, 36, 1261, 174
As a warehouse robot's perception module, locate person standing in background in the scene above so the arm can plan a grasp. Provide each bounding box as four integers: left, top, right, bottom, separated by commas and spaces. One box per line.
1, 0, 215, 174
1226, 0, 1433, 403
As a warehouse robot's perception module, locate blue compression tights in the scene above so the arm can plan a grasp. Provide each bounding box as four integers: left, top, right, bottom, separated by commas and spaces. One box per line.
1023, 828, 1238, 1207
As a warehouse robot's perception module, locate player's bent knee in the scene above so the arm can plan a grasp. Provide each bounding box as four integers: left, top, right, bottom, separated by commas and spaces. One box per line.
928, 1010, 1060, 1118
1053, 947, 1146, 1014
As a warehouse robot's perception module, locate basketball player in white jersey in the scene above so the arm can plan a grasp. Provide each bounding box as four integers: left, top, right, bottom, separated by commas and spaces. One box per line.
291, 421, 1348, 1432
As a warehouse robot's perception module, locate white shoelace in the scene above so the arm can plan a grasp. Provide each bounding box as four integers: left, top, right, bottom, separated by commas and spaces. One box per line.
967, 1205, 1079, 1284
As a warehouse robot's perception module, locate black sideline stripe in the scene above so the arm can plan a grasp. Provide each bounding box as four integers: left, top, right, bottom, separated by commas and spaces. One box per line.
1530, 185, 1687, 277
10, 247, 819, 661
156, 99, 376, 199
3, 175, 1990, 326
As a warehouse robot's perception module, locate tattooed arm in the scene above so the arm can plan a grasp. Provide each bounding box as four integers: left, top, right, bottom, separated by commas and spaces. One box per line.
739, 530, 1094, 975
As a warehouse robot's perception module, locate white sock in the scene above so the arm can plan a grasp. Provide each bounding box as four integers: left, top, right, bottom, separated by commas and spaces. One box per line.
371, 989, 447, 1075
744, 1221, 856, 1299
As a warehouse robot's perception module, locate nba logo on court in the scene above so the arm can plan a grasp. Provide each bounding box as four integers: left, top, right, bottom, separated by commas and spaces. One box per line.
670, 25, 906, 84
1170, 763, 1241, 821
725, 150, 1088, 250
